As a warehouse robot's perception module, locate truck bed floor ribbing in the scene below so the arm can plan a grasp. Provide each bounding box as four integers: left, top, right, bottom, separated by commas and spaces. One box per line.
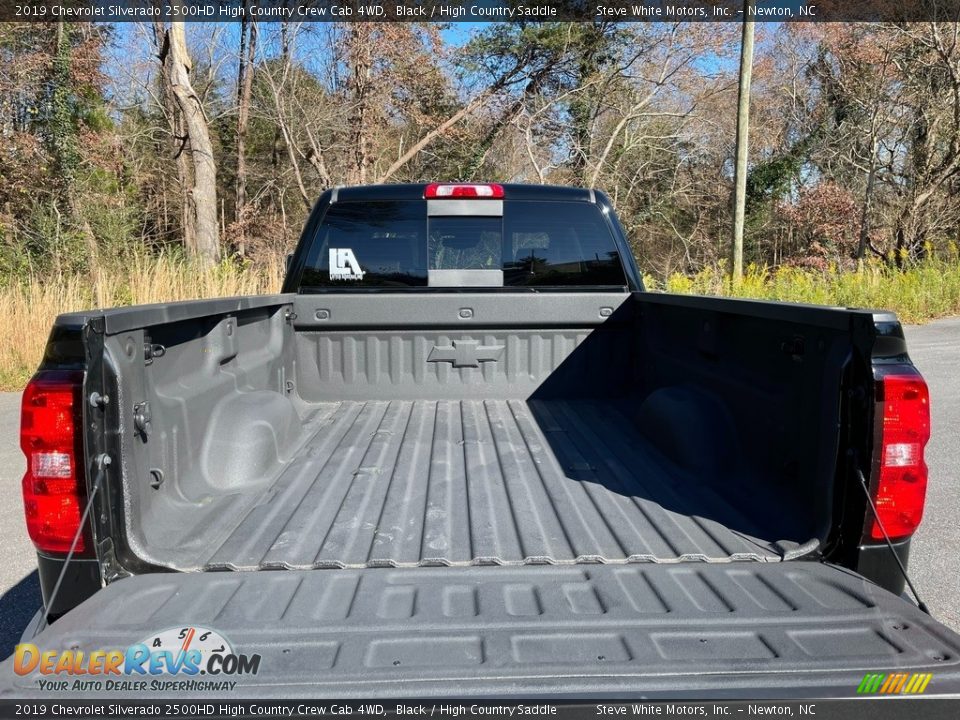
198, 399, 782, 571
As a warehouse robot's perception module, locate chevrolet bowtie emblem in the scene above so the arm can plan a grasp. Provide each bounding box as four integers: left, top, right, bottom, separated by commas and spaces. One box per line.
427, 340, 505, 368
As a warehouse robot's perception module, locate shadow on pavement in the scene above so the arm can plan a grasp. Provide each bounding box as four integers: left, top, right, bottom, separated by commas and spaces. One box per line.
0, 572, 39, 662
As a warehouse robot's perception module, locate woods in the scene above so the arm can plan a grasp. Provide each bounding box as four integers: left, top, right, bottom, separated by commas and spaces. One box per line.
3, 20, 960, 285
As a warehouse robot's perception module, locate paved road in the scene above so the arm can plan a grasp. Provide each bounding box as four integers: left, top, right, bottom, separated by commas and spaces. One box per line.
0, 392, 38, 661
0, 318, 956, 659
902, 317, 960, 632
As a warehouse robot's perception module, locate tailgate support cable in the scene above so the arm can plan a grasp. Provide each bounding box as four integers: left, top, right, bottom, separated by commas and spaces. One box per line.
855, 465, 930, 614
36, 454, 110, 634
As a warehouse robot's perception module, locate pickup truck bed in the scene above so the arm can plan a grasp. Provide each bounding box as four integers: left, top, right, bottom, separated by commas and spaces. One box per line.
202, 398, 781, 572
11, 184, 953, 699
97, 292, 838, 576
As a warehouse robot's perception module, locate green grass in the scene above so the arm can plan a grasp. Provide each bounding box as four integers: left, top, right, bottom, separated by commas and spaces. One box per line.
644, 253, 960, 325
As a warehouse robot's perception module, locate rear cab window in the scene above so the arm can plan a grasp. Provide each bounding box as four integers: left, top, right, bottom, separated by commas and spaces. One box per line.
297, 199, 628, 291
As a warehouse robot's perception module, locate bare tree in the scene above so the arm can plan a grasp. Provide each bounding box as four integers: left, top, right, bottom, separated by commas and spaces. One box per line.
731, 2, 755, 281
235, 3, 257, 255
891, 22, 960, 261
346, 24, 373, 185
259, 23, 336, 208
152, 20, 195, 254
155, 21, 220, 265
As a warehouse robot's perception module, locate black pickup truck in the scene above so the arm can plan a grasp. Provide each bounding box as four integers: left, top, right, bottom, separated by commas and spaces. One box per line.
7, 183, 959, 698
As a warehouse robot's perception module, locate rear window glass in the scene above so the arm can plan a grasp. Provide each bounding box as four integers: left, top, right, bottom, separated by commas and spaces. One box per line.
429, 217, 501, 270
299, 202, 428, 287
298, 200, 626, 289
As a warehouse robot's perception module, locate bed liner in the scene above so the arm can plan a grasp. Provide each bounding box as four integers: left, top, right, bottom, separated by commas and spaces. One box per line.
6, 562, 959, 698
160, 399, 797, 572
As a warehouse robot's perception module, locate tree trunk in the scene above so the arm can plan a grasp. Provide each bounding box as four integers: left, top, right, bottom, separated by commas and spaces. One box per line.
730, 1, 755, 283
856, 137, 878, 261
52, 22, 101, 274
569, 23, 605, 185
347, 25, 373, 185
157, 21, 220, 266
894, 221, 906, 269
261, 23, 312, 209
271, 20, 290, 174
235, 7, 257, 256
153, 19, 196, 256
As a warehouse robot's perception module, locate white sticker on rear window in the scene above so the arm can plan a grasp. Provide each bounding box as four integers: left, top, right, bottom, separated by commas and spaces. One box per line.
329, 248, 365, 281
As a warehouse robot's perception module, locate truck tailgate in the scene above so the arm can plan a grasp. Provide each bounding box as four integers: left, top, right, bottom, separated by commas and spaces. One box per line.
4, 563, 959, 698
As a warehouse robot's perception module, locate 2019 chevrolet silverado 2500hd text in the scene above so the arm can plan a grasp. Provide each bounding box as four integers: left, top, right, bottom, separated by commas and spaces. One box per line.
5, 183, 958, 698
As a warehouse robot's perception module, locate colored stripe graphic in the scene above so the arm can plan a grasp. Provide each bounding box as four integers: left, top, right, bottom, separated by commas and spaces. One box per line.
879, 674, 896, 693
893, 673, 909, 693
857, 674, 885, 693
857, 672, 932, 694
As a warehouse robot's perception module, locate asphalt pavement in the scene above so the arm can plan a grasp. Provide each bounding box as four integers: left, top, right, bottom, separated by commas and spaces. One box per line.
0, 392, 38, 661
0, 317, 956, 660
901, 317, 960, 632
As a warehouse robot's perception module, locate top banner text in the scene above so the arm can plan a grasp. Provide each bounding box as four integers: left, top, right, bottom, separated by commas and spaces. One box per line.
5, 0, 960, 23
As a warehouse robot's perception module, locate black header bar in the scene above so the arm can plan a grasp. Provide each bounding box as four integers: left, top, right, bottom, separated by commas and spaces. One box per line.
4, 0, 960, 23
1, 699, 960, 719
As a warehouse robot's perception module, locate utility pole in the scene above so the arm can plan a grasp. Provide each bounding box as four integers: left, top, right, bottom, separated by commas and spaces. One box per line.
731, 0, 755, 283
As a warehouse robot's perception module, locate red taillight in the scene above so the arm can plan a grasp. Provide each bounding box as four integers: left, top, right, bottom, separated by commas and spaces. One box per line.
869, 367, 931, 541
424, 183, 504, 199
20, 370, 91, 555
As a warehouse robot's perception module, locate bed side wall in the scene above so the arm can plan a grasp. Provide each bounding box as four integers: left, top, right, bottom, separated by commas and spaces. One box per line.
99, 296, 297, 573
631, 292, 862, 547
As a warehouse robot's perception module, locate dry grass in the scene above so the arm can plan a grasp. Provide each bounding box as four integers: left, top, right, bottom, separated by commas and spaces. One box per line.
0, 255, 282, 390
2, 253, 959, 391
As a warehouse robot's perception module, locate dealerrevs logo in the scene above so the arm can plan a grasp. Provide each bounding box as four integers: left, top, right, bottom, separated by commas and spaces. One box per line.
13, 626, 260, 692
